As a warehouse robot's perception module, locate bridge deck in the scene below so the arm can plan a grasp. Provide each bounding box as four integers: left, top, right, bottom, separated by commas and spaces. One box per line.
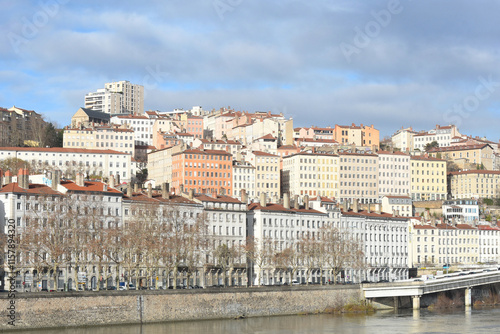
363, 271, 500, 298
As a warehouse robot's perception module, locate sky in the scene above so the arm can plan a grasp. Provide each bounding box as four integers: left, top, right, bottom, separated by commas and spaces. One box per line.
1, 0, 500, 141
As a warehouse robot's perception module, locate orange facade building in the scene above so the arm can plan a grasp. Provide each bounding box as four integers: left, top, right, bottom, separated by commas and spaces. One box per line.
172, 149, 233, 195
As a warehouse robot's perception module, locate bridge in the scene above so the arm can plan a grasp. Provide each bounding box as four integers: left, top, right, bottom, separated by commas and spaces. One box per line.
363, 270, 500, 309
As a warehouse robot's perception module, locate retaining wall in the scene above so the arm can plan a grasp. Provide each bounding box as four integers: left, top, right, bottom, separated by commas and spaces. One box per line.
0, 285, 362, 330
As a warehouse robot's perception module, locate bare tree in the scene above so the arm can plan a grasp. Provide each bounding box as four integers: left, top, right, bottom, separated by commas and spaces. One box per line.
320, 225, 365, 284
245, 236, 273, 286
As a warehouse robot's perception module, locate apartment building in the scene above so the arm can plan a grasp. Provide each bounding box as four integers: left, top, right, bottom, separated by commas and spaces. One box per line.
428, 144, 495, 170
411, 221, 481, 268
85, 81, 144, 115
0, 147, 132, 181
448, 170, 500, 199
63, 126, 135, 155
111, 113, 157, 146
338, 151, 379, 204
293, 126, 334, 140
247, 194, 331, 285
0, 106, 44, 147
147, 144, 186, 186
478, 223, 500, 264
391, 127, 417, 153
378, 151, 411, 197
381, 196, 412, 217
341, 203, 410, 282
333, 124, 380, 149
232, 161, 256, 199
442, 199, 479, 222
0, 172, 124, 291
413, 124, 462, 151
282, 152, 339, 198
171, 149, 233, 196
193, 138, 242, 157
410, 155, 447, 201
245, 151, 280, 200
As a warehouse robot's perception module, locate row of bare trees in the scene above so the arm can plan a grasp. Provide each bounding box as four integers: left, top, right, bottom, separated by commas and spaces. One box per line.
248, 227, 365, 285
9, 193, 364, 290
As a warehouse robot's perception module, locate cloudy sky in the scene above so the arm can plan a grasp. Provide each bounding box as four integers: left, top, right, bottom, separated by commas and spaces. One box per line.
1, 0, 500, 140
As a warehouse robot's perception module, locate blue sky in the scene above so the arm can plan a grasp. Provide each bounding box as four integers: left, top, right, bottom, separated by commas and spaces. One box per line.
1, 0, 500, 141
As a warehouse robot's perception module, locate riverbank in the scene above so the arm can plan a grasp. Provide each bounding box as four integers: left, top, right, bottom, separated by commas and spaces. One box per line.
0, 285, 362, 331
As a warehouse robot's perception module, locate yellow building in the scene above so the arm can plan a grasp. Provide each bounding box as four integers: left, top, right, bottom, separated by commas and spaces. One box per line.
429, 144, 495, 170
449, 170, 500, 199
338, 151, 379, 204
246, 151, 280, 200
410, 156, 447, 201
282, 152, 339, 198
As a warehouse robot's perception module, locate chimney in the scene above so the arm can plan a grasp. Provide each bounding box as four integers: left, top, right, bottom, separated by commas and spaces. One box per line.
115, 173, 121, 185
375, 203, 381, 214
241, 189, 248, 204
367, 203, 371, 213
294, 195, 299, 209
103, 183, 108, 192
189, 189, 194, 200
260, 192, 267, 207
4, 170, 12, 185
76, 172, 84, 187
51, 170, 60, 191
134, 183, 139, 193
162, 183, 170, 199
127, 183, 133, 197
343, 200, 349, 212
304, 195, 309, 210
283, 192, 290, 209
147, 183, 153, 198
180, 184, 184, 194
18, 168, 28, 189
109, 174, 115, 188
353, 199, 359, 213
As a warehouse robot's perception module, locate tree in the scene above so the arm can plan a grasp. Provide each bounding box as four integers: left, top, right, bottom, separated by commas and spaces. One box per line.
0, 158, 31, 174
424, 141, 439, 152
136, 168, 148, 184
41, 122, 63, 148
320, 225, 365, 284
245, 236, 273, 286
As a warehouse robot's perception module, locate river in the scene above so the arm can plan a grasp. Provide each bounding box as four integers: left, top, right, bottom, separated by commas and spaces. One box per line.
6, 307, 500, 333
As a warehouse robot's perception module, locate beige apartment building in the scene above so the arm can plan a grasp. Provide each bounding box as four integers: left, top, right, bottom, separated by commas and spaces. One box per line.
378, 151, 411, 197
246, 151, 280, 201
147, 144, 185, 186
428, 144, 495, 170
63, 126, 135, 156
282, 152, 339, 198
448, 170, 500, 199
338, 151, 379, 204
411, 221, 480, 268
410, 156, 447, 201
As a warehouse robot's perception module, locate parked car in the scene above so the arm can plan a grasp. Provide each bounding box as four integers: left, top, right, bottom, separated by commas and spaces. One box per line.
128, 283, 136, 290
291, 280, 300, 286
106, 286, 117, 290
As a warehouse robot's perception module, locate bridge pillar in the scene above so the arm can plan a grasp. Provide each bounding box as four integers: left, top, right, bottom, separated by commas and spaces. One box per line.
412, 295, 421, 310
465, 287, 472, 307
394, 297, 399, 310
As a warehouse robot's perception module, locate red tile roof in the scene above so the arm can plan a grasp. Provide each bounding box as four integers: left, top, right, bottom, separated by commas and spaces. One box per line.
0, 183, 61, 195
60, 180, 123, 194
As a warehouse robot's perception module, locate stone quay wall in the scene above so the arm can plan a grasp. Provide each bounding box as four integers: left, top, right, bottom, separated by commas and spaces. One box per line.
0, 285, 361, 330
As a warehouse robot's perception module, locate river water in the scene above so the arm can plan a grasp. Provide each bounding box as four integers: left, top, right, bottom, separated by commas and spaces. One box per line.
6, 307, 500, 334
